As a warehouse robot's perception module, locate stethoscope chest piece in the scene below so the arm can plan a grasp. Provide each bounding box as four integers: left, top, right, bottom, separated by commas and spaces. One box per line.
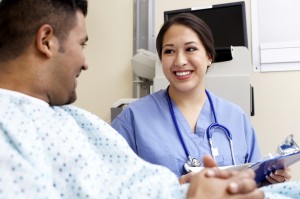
184, 156, 201, 172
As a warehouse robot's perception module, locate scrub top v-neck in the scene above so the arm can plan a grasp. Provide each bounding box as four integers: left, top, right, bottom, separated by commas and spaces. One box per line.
112, 89, 261, 177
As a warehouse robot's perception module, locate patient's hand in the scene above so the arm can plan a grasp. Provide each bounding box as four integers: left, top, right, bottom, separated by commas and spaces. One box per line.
179, 155, 237, 184
186, 168, 264, 199
181, 155, 263, 197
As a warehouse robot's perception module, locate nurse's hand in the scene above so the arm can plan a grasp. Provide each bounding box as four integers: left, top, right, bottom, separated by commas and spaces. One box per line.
180, 155, 261, 195
179, 168, 240, 185
203, 155, 260, 195
266, 167, 292, 184
179, 155, 225, 184
186, 167, 264, 199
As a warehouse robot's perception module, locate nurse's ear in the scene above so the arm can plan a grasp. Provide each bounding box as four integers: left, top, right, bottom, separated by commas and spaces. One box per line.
208, 61, 212, 67
206, 56, 213, 71
36, 24, 56, 59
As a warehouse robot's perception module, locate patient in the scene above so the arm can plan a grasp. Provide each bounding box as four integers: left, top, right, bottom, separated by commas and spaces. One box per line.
0, 0, 296, 198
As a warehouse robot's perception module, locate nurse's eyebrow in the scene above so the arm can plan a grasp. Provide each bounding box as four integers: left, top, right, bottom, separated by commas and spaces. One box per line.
162, 44, 174, 48
184, 41, 200, 46
163, 41, 199, 48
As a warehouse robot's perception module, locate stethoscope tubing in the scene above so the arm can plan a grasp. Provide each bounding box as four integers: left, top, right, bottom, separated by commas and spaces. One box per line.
166, 87, 191, 159
205, 90, 236, 164
166, 87, 236, 167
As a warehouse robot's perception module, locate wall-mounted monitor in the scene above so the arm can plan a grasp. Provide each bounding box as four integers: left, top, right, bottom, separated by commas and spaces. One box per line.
164, 1, 248, 53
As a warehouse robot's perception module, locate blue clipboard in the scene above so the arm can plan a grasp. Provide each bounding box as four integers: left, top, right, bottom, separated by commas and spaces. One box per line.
248, 151, 300, 183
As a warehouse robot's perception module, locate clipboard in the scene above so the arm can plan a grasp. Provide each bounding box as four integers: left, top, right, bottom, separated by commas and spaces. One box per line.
186, 151, 300, 184
187, 135, 300, 184
248, 150, 300, 183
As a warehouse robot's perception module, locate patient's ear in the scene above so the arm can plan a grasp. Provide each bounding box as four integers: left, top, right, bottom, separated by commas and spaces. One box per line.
36, 24, 55, 58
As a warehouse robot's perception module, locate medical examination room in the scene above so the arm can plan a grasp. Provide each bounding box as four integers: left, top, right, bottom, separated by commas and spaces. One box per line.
74, 0, 300, 180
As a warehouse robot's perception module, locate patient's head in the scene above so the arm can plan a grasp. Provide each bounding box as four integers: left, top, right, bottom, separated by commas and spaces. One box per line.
0, 0, 88, 63
0, 0, 89, 106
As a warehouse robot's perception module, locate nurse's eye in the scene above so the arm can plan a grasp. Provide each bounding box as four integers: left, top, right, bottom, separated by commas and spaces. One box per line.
186, 47, 197, 52
163, 49, 175, 54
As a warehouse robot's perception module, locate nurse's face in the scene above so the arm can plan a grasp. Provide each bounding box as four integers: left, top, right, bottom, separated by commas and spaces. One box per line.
161, 24, 211, 94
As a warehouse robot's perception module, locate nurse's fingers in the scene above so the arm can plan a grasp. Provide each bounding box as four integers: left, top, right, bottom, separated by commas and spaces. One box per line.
205, 166, 255, 180
202, 155, 218, 168
202, 155, 250, 180
266, 175, 278, 184
205, 169, 239, 179
179, 172, 194, 184
267, 168, 291, 184
227, 175, 257, 194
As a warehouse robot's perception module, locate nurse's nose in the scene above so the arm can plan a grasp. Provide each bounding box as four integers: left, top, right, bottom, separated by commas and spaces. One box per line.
174, 51, 187, 67
82, 61, 89, 71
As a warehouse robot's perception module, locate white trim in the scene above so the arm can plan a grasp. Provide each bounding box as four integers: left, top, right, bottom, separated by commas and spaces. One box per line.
260, 62, 300, 72
251, 0, 260, 72
251, 0, 300, 72
260, 42, 300, 64
191, 5, 212, 10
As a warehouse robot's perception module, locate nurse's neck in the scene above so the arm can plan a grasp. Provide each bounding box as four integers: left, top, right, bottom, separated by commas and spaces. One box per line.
168, 86, 206, 132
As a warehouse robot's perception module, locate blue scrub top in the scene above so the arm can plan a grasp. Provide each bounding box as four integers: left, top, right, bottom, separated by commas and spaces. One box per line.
112, 89, 261, 177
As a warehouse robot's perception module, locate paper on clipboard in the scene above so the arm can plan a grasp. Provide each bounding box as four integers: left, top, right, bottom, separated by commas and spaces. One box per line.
248, 150, 300, 183
186, 163, 253, 173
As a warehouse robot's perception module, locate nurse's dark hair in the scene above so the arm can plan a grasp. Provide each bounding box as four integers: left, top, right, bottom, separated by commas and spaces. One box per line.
0, 0, 88, 62
156, 13, 215, 62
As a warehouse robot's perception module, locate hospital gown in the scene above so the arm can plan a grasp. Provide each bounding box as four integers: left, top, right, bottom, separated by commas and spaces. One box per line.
0, 89, 188, 199
262, 181, 300, 199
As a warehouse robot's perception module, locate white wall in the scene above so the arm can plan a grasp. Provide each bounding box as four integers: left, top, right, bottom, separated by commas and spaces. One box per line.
74, 0, 133, 124
75, 0, 300, 180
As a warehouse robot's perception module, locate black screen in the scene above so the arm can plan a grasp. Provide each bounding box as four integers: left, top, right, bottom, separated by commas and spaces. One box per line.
164, 2, 248, 49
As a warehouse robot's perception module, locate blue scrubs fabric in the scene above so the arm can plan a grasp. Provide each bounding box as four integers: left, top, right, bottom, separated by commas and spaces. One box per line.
112, 89, 261, 177
0, 89, 188, 199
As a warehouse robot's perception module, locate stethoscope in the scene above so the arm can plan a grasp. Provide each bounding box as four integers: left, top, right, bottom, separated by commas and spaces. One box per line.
165, 87, 236, 172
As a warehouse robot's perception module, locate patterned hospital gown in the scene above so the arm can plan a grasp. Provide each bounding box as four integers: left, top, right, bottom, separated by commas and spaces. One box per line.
262, 181, 300, 199
1, 89, 300, 199
0, 89, 188, 199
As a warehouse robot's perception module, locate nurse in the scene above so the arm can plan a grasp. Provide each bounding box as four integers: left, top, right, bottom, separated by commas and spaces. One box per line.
112, 13, 291, 184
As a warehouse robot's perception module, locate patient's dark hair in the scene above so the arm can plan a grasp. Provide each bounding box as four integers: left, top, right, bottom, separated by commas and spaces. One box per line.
156, 13, 215, 62
0, 0, 88, 62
